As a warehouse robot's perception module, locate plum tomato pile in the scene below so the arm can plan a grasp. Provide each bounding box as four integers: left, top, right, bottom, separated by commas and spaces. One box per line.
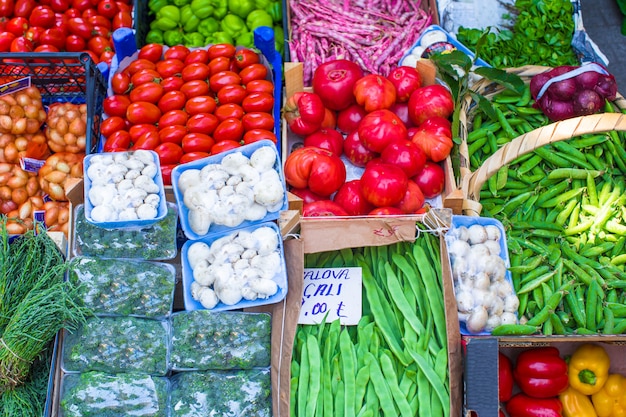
101, 43, 277, 185
282, 59, 454, 217
0, 0, 134, 65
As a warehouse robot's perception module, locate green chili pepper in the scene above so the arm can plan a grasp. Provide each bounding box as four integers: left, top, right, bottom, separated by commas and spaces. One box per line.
184, 32, 206, 47
246, 9, 273, 31
221, 13, 248, 39
171, 0, 190, 7
206, 31, 234, 45
154, 5, 181, 31
235, 31, 254, 48
181, 5, 201, 32
148, 0, 168, 14
197, 17, 220, 37
227, 0, 256, 18
145, 29, 164, 44
163, 29, 184, 46
190, 0, 214, 19
266, 0, 282, 23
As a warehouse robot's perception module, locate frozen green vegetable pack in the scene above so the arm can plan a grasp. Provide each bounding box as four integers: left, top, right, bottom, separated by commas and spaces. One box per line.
60, 371, 169, 417
62, 316, 169, 376
170, 310, 271, 371
169, 368, 272, 417
69, 257, 176, 318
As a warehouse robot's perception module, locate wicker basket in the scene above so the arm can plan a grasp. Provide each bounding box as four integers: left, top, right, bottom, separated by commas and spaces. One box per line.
444, 65, 626, 216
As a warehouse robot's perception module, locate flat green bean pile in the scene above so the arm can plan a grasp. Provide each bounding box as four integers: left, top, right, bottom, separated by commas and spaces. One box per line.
469, 92, 626, 336
291, 230, 449, 417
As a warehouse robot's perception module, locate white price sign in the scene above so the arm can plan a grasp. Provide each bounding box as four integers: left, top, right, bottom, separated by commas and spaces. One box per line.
298, 267, 362, 325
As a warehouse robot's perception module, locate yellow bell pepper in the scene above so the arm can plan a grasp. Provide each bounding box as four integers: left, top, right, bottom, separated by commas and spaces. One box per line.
569, 344, 611, 395
591, 374, 626, 417
559, 386, 598, 417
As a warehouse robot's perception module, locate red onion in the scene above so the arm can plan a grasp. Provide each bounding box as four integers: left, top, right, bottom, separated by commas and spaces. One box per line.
573, 89, 603, 116
575, 70, 600, 90
530, 72, 551, 99
539, 95, 575, 122
594, 75, 617, 101
546, 77, 577, 101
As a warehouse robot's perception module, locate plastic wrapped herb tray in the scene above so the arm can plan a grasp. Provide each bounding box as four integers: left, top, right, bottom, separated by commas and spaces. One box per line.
169, 368, 272, 417
181, 221, 287, 312
69, 257, 176, 318
59, 371, 169, 417
170, 310, 271, 371
445, 215, 519, 335
83, 150, 168, 229
171, 140, 288, 240
61, 316, 169, 376
72, 202, 178, 260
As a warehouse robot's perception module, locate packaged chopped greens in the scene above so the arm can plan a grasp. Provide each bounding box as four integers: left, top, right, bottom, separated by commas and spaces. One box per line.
170, 310, 271, 371
169, 369, 272, 417
72, 203, 178, 260
69, 257, 176, 318
62, 316, 169, 376
60, 371, 168, 417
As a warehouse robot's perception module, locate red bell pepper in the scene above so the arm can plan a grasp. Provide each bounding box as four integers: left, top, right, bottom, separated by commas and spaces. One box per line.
514, 346, 569, 398
499, 352, 514, 402
505, 393, 563, 417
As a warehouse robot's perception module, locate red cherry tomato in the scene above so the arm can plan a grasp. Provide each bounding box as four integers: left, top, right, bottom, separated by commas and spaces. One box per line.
242, 112, 275, 131
110, 72, 131, 95
246, 79, 274, 94
213, 118, 244, 143
207, 43, 236, 60
67, 17, 94, 39
238, 63, 268, 85
181, 62, 211, 82
209, 71, 241, 93
6, 17, 29, 37
234, 48, 260, 69
154, 142, 183, 165
180, 80, 211, 98
130, 68, 162, 86
242, 92, 274, 113
103, 130, 132, 152
64, 34, 86, 52
243, 129, 277, 145
100, 116, 127, 138
138, 43, 164, 63
49, 0, 70, 12
131, 130, 160, 150
185, 95, 216, 115
129, 82, 164, 104
217, 84, 247, 105
112, 10, 132, 29
163, 45, 189, 61
158, 109, 188, 128
87, 35, 112, 57
184, 48, 210, 65
40, 27, 65, 49
103, 94, 131, 117
158, 125, 188, 145
125, 58, 156, 76
29, 5, 56, 28
158, 90, 187, 113
126, 101, 162, 125
214, 103, 243, 122
208, 56, 231, 76
161, 76, 184, 93
13, 0, 36, 17
97, 0, 118, 19
155, 58, 184, 78
180, 151, 211, 164
129, 124, 158, 142
186, 112, 218, 134
0, 33, 15, 51
210, 139, 241, 154
181, 132, 214, 153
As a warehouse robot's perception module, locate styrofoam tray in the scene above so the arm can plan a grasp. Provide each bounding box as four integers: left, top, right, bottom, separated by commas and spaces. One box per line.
181, 221, 288, 312
171, 140, 288, 241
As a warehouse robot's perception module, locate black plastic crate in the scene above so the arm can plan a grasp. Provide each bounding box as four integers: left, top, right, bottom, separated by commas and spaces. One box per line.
0, 52, 107, 155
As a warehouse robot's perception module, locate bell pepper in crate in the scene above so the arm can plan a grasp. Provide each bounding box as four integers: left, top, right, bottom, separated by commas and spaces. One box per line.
591, 374, 626, 417
569, 344, 611, 395
222, 14, 248, 39
499, 352, 514, 402
172, 0, 191, 6
213, 0, 228, 19
236, 32, 254, 48
146, 29, 164, 44
506, 393, 564, 417
181, 5, 201, 32
190, 0, 215, 19
246, 9, 273, 31
155, 5, 181, 31
149, 0, 168, 13
206, 31, 234, 45
164, 29, 184, 46
559, 386, 598, 417
514, 347, 569, 398
184, 32, 205, 47
198, 18, 220, 38
227, 0, 256, 18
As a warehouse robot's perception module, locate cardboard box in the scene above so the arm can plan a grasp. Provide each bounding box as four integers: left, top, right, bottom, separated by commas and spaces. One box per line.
464, 335, 626, 417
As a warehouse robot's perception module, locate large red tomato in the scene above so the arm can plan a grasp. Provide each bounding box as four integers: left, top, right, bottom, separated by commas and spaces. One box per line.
395, 180, 425, 214
289, 187, 325, 205
303, 128, 344, 157
380, 140, 427, 178
412, 161, 446, 198
387, 66, 422, 103
283, 92, 325, 137
357, 109, 407, 153
333, 179, 375, 216
408, 84, 454, 126
312, 59, 364, 111
343, 129, 377, 168
409, 116, 453, 162
360, 162, 408, 207
336, 103, 366, 134
302, 200, 349, 217
353, 74, 397, 112
284, 146, 346, 197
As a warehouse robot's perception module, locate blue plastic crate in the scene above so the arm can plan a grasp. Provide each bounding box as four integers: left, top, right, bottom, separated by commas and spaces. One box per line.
0, 52, 107, 154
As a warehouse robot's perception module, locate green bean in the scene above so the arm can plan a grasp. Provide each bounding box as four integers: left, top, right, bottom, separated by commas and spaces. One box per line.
405, 341, 450, 416
526, 286, 567, 327
380, 351, 413, 417
354, 365, 370, 414
416, 368, 432, 417
535, 146, 572, 168
603, 306, 616, 335
305, 333, 322, 417
290, 376, 299, 416
335, 379, 345, 417
365, 352, 398, 417
339, 330, 356, 417
550, 312, 567, 335
490, 324, 539, 336
297, 335, 310, 417
565, 288, 586, 328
